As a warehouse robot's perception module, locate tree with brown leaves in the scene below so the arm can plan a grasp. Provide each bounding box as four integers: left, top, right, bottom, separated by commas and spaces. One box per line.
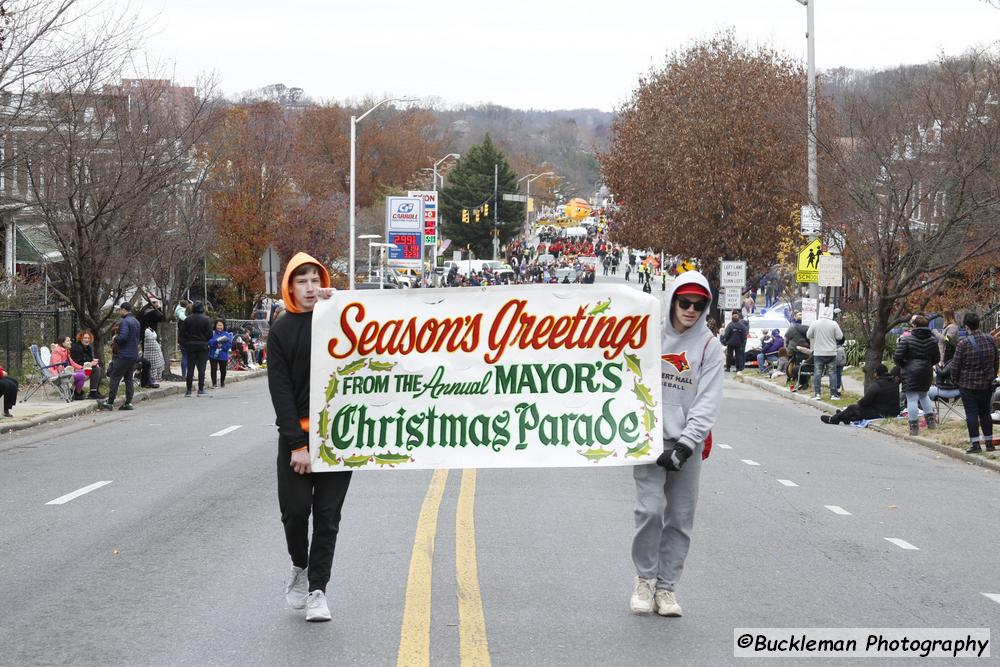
600, 34, 809, 289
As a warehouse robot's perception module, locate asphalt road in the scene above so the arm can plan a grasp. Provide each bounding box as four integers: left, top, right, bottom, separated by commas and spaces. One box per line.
1, 270, 999, 666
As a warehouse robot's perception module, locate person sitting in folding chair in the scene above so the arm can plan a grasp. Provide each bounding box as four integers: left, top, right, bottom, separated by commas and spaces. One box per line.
49, 336, 88, 400
929, 366, 963, 423
820, 364, 900, 425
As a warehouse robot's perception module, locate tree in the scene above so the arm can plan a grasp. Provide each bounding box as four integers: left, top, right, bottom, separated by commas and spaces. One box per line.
438, 135, 524, 259
600, 34, 810, 285
817, 52, 1000, 385
24, 57, 214, 354
209, 102, 292, 316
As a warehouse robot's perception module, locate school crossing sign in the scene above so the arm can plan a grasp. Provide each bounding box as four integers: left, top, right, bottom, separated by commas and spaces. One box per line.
796, 238, 829, 283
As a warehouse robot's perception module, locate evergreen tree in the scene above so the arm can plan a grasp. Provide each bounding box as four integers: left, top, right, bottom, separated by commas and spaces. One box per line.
439, 135, 524, 259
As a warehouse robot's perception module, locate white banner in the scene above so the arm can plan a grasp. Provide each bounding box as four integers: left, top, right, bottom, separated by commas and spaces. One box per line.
309, 285, 662, 471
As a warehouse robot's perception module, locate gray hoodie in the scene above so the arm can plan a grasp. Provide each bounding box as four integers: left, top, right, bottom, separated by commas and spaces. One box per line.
660, 271, 725, 452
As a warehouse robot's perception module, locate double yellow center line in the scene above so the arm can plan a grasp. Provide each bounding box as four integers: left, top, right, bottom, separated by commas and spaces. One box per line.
397, 469, 491, 667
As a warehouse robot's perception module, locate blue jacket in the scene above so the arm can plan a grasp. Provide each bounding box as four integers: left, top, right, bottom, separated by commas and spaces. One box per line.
209, 331, 233, 361
114, 314, 141, 361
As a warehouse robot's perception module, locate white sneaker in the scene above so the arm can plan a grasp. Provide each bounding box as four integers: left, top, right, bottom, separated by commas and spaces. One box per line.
654, 589, 683, 617
629, 576, 656, 614
306, 590, 331, 622
812, 394, 822, 400
284, 565, 308, 609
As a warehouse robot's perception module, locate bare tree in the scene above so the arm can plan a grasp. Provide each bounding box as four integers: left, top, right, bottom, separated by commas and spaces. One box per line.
23, 40, 217, 354
818, 51, 1000, 385
134, 98, 223, 375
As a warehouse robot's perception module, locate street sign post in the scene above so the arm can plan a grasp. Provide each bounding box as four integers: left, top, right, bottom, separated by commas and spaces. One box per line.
796, 238, 829, 283
800, 204, 822, 236
818, 254, 843, 287
260, 247, 281, 295
722, 288, 741, 311
264, 272, 279, 294
801, 297, 818, 325
720, 260, 747, 289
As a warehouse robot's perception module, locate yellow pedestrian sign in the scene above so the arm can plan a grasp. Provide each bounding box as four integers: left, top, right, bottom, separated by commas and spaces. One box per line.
796, 238, 828, 283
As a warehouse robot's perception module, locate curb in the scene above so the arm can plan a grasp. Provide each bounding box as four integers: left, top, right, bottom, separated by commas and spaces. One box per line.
733, 373, 1000, 475
0, 368, 267, 435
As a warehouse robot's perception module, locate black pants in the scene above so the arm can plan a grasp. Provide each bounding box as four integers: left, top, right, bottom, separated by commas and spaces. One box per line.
210, 358, 227, 387
277, 451, 352, 592
186, 346, 209, 391
107, 358, 135, 405
87, 366, 104, 394
138, 358, 152, 386
0, 376, 18, 410
830, 403, 882, 424
726, 344, 746, 371
959, 387, 994, 443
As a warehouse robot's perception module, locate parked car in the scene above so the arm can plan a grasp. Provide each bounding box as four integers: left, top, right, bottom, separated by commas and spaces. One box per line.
722, 315, 791, 366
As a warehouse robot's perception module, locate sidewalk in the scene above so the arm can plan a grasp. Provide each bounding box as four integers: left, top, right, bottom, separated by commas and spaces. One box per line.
734, 369, 1000, 474
0, 368, 267, 435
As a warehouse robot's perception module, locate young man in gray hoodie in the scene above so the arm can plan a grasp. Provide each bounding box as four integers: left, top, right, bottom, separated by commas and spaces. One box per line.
630, 271, 724, 617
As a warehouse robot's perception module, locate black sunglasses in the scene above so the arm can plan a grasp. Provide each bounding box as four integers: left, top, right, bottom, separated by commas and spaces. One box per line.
676, 297, 708, 312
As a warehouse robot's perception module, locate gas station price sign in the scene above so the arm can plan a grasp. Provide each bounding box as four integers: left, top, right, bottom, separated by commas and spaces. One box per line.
388, 232, 421, 263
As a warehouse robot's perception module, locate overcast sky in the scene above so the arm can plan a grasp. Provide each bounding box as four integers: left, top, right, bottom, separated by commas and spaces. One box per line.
131, 0, 1000, 111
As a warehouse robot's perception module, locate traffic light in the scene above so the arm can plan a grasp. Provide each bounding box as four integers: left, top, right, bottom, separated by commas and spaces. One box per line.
462, 209, 469, 223
483, 202, 489, 218
474, 209, 480, 222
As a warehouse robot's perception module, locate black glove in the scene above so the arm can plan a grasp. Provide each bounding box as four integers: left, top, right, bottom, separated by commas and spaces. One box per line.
657, 439, 693, 471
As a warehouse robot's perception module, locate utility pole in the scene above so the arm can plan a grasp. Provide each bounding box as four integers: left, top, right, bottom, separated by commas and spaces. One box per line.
493, 163, 499, 260
796, 0, 820, 301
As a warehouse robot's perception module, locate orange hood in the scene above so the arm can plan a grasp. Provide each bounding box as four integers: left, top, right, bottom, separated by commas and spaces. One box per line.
280, 252, 331, 314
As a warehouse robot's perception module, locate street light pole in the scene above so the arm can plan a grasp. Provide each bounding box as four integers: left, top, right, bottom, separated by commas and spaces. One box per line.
349, 97, 416, 290
796, 0, 820, 301
524, 171, 554, 232
430, 153, 460, 287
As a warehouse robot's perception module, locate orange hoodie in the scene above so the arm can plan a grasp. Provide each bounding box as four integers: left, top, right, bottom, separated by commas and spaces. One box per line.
274, 252, 331, 440
280, 251, 331, 314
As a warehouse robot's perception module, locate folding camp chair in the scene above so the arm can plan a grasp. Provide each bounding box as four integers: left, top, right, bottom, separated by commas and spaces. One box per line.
932, 387, 964, 424
22, 345, 74, 403
790, 349, 814, 392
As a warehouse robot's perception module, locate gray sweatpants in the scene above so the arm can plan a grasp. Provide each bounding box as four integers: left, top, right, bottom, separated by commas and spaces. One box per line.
631, 446, 702, 592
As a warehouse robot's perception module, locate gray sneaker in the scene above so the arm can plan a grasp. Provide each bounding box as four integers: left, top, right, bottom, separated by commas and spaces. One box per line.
306, 589, 331, 622
629, 576, 656, 614
654, 589, 683, 617
284, 565, 308, 609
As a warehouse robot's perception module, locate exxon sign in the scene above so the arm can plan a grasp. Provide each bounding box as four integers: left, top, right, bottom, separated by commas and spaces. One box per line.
386, 196, 423, 233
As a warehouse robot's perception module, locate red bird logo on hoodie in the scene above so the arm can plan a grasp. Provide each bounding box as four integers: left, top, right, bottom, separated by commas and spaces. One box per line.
661, 351, 690, 373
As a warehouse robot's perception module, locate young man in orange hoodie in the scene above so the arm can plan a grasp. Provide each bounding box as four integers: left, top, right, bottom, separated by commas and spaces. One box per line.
267, 252, 351, 623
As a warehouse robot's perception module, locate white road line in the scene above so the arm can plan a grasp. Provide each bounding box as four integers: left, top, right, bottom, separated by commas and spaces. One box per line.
982, 593, 1000, 605
884, 537, 920, 550
717, 444, 732, 450
777, 479, 799, 487
740, 459, 760, 466
825, 505, 853, 515
210, 425, 243, 437
46, 481, 112, 505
